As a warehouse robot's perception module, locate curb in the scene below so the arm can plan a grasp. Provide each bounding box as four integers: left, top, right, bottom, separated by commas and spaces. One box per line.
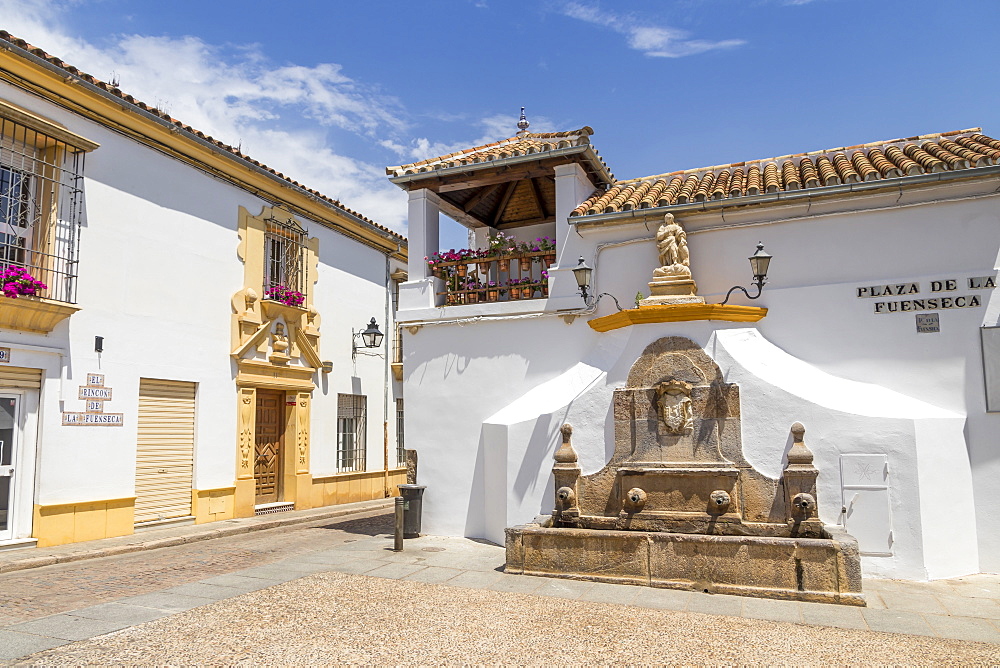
0, 499, 393, 574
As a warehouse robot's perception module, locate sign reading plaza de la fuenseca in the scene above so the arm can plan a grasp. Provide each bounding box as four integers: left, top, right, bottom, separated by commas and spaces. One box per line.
856, 274, 995, 314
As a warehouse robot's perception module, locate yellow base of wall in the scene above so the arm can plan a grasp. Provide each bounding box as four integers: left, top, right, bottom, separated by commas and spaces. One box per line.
33, 497, 135, 547
192, 487, 236, 524
311, 468, 407, 508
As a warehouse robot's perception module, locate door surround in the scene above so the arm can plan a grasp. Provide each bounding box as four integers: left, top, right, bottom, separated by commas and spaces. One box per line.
234, 383, 312, 517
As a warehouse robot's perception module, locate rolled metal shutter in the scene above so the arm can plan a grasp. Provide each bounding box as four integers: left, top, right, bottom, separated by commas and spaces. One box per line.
0, 365, 42, 389
135, 379, 195, 523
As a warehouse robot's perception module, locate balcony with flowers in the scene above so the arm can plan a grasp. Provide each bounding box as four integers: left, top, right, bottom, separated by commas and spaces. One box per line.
426, 233, 556, 307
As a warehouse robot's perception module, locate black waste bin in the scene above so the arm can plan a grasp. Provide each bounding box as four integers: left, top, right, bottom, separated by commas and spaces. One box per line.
398, 484, 426, 538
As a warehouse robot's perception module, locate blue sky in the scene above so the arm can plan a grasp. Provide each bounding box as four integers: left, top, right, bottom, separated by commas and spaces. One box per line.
3, 0, 999, 246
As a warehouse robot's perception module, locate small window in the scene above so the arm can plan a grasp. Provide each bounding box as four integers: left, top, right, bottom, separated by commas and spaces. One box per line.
264, 216, 307, 295
337, 394, 367, 472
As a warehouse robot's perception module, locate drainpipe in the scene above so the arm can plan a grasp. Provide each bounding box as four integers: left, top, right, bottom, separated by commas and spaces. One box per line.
383, 248, 393, 497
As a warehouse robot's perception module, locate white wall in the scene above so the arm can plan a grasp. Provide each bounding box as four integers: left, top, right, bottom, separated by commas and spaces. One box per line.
399, 175, 1000, 580
0, 81, 400, 516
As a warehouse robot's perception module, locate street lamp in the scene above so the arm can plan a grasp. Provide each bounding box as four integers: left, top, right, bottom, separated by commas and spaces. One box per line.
721, 243, 773, 305
352, 317, 384, 360
572, 256, 622, 311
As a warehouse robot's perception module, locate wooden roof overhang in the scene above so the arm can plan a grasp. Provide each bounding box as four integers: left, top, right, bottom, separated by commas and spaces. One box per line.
389, 145, 611, 230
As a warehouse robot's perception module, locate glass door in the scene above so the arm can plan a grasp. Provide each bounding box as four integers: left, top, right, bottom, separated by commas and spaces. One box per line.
0, 394, 19, 541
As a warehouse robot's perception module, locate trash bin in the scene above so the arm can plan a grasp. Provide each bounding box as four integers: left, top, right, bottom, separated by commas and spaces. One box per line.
398, 484, 426, 538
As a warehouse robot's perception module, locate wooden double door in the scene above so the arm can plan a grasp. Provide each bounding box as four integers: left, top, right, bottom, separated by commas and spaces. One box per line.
254, 389, 285, 504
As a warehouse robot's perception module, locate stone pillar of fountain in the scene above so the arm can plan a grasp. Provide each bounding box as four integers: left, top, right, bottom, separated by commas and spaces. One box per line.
782, 422, 823, 534
553, 423, 582, 527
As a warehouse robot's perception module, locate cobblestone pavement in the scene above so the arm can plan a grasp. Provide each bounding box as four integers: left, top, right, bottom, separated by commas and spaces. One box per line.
0, 509, 392, 627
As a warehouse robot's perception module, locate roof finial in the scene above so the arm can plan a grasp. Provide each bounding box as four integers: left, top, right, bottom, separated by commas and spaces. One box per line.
516, 106, 530, 136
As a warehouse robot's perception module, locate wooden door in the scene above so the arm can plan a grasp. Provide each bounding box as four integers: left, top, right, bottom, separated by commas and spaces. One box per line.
254, 390, 284, 504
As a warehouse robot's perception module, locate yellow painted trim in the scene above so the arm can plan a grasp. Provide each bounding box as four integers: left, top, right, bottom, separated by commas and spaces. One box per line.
0, 96, 99, 151
32, 497, 135, 547
588, 303, 768, 332
310, 468, 407, 508
0, 50, 405, 258
0, 297, 79, 333
192, 487, 236, 524
236, 360, 316, 390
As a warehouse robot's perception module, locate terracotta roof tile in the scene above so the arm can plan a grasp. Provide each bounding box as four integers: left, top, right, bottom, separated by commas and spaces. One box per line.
571, 128, 999, 218
0, 31, 403, 243
386, 127, 614, 182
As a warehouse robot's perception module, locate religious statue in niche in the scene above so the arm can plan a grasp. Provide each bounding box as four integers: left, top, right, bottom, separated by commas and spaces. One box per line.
653, 213, 691, 279
655, 379, 694, 434
269, 322, 291, 364
639, 213, 704, 306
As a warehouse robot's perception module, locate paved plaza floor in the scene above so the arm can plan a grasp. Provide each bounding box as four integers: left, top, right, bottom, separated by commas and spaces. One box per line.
1, 504, 998, 664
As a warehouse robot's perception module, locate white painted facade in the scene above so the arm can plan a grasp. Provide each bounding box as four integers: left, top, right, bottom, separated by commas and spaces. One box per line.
0, 44, 405, 548
396, 151, 1000, 581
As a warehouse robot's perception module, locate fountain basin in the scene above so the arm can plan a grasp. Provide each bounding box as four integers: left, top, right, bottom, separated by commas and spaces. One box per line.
505, 521, 864, 605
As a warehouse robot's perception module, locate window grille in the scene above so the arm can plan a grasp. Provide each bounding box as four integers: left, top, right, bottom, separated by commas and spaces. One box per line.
264, 216, 307, 294
393, 323, 403, 364
337, 394, 367, 472
0, 117, 86, 304
396, 398, 405, 467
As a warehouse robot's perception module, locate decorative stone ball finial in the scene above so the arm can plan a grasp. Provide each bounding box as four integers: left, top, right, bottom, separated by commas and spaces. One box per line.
787, 421, 814, 466
554, 423, 577, 463
516, 106, 530, 135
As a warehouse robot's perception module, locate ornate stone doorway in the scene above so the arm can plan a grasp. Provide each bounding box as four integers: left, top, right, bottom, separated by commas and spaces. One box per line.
254, 389, 285, 504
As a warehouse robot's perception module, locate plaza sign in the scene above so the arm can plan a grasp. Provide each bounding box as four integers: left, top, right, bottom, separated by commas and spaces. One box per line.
856, 275, 994, 315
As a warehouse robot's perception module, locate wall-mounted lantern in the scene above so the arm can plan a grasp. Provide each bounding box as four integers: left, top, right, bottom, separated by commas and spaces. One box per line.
352, 317, 384, 360
572, 256, 623, 311
721, 243, 773, 305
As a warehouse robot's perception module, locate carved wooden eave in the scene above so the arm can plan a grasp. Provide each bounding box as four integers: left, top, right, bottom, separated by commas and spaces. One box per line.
0, 297, 79, 333
391, 149, 609, 231
588, 303, 767, 332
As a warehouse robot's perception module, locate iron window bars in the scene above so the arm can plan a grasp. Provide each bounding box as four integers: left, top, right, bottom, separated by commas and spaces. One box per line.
337, 393, 367, 473
0, 117, 86, 304
264, 215, 307, 295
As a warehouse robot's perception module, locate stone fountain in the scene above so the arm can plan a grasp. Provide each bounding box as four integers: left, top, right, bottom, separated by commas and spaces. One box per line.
505, 217, 863, 605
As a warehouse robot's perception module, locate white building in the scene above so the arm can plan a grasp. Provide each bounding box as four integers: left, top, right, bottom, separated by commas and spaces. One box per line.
0, 33, 407, 549
390, 120, 1000, 581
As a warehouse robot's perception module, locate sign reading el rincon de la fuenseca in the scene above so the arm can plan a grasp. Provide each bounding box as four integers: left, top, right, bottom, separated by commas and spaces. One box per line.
62, 373, 123, 426
856, 275, 994, 314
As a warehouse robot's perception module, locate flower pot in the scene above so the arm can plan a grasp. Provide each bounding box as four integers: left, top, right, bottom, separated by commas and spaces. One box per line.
511, 287, 523, 300
456, 264, 468, 277
543, 254, 556, 267
498, 258, 511, 272
486, 289, 499, 302
431, 267, 446, 279
518, 258, 532, 272
467, 291, 480, 304
477, 261, 491, 275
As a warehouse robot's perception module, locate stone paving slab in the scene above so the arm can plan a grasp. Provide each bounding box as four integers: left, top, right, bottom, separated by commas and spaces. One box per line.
65, 602, 170, 625
6, 614, 129, 641
0, 629, 69, 661
113, 591, 217, 613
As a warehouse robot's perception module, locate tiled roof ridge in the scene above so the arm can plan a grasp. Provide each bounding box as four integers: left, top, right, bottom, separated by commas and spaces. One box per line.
615, 128, 984, 186
0, 30, 404, 243
386, 126, 603, 176
571, 128, 1000, 217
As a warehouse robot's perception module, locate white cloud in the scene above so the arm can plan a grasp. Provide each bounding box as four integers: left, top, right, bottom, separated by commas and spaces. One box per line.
559, 2, 745, 58
0, 0, 411, 231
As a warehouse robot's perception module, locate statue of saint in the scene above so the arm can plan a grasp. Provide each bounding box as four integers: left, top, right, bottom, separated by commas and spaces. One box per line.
653, 213, 691, 278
